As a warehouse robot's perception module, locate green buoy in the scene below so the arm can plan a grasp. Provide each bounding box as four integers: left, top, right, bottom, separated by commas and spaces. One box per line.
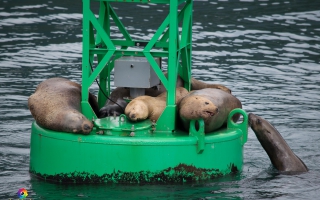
29, 0, 249, 183
30, 109, 248, 183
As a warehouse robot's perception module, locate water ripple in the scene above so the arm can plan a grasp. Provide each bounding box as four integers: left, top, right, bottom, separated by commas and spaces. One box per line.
274, 32, 319, 41
0, 0, 320, 199
0, 12, 36, 17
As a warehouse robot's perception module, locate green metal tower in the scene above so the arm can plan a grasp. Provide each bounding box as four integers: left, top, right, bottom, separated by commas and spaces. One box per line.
81, 0, 193, 133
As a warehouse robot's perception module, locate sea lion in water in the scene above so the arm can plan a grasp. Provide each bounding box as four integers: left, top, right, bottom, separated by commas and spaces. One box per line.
99, 74, 231, 118
28, 77, 99, 134
248, 113, 308, 173
125, 87, 189, 122
178, 88, 242, 133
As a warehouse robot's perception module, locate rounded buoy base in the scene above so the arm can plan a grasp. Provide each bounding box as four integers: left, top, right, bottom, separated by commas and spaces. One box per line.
29, 109, 248, 184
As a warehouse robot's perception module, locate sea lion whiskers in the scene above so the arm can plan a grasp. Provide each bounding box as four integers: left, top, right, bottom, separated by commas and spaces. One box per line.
203, 107, 219, 117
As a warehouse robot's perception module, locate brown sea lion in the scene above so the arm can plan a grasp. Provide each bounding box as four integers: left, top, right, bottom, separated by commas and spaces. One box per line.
178, 88, 242, 133
28, 77, 99, 134
249, 113, 308, 173
125, 87, 189, 122
190, 77, 231, 93
157, 73, 231, 94
98, 87, 160, 118
99, 74, 231, 118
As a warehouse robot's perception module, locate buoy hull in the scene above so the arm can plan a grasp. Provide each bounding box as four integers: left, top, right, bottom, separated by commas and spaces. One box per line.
30, 115, 247, 184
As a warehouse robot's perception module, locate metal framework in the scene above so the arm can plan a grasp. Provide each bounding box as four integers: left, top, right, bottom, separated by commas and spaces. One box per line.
81, 0, 193, 132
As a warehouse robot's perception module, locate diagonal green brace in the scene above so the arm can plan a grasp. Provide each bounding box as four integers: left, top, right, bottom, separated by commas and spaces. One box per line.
88, 50, 115, 85
109, 4, 132, 41
144, 16, 170, 52
144, 52, 168, 89
89, 10, 116, 50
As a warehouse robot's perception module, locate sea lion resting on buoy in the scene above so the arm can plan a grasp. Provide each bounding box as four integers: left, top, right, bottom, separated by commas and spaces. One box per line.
249, 113, 308, 173
28, 77, 99, 134
98, 87, 160, 118
125, 87, 189, 122
99, 97, 128, 118
99, 74, 231, 118
178, 88, 242, 133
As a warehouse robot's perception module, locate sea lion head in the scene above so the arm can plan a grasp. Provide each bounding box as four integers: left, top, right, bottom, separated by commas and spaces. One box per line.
249, 113, 309, 173
248, 113, 262, 130
60, 110, 93, 134
248, 113, 277, 143
248, 113, 268, 135
179, 95, 219, 122
125, 100, 149, 121
99, 99, 127, 118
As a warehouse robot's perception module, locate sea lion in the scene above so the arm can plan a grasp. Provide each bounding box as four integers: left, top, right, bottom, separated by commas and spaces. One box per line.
248, 113, 308, 173
99, 74, 231, 118
98, 98, 128, 118
190, 77, 231, 94
178, 88, 242, 133
98, 87, 160, 118
155, 75, 231, 94
125, 87, 189, 122
28, 77, 99, 134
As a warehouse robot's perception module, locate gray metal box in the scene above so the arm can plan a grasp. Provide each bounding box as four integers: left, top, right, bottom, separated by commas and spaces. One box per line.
114, 57, 161, 88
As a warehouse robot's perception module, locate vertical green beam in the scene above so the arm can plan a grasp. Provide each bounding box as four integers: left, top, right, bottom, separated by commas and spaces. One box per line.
98, 60, 110, 109
81, 0, 96, 119
155, 0, 178, 132
86, 7, 116, 90
97, 2, 110, 109
160, 1, 191, 92
179, 0, 192, 91
186, 0, 192, 91
144, 15, 171, 90
106, 20, 112, 109
167, 0, 178, 109
82, 0, 90, 94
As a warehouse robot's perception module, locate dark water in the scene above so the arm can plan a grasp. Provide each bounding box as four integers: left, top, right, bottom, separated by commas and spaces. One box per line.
1, 0, 320, 199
